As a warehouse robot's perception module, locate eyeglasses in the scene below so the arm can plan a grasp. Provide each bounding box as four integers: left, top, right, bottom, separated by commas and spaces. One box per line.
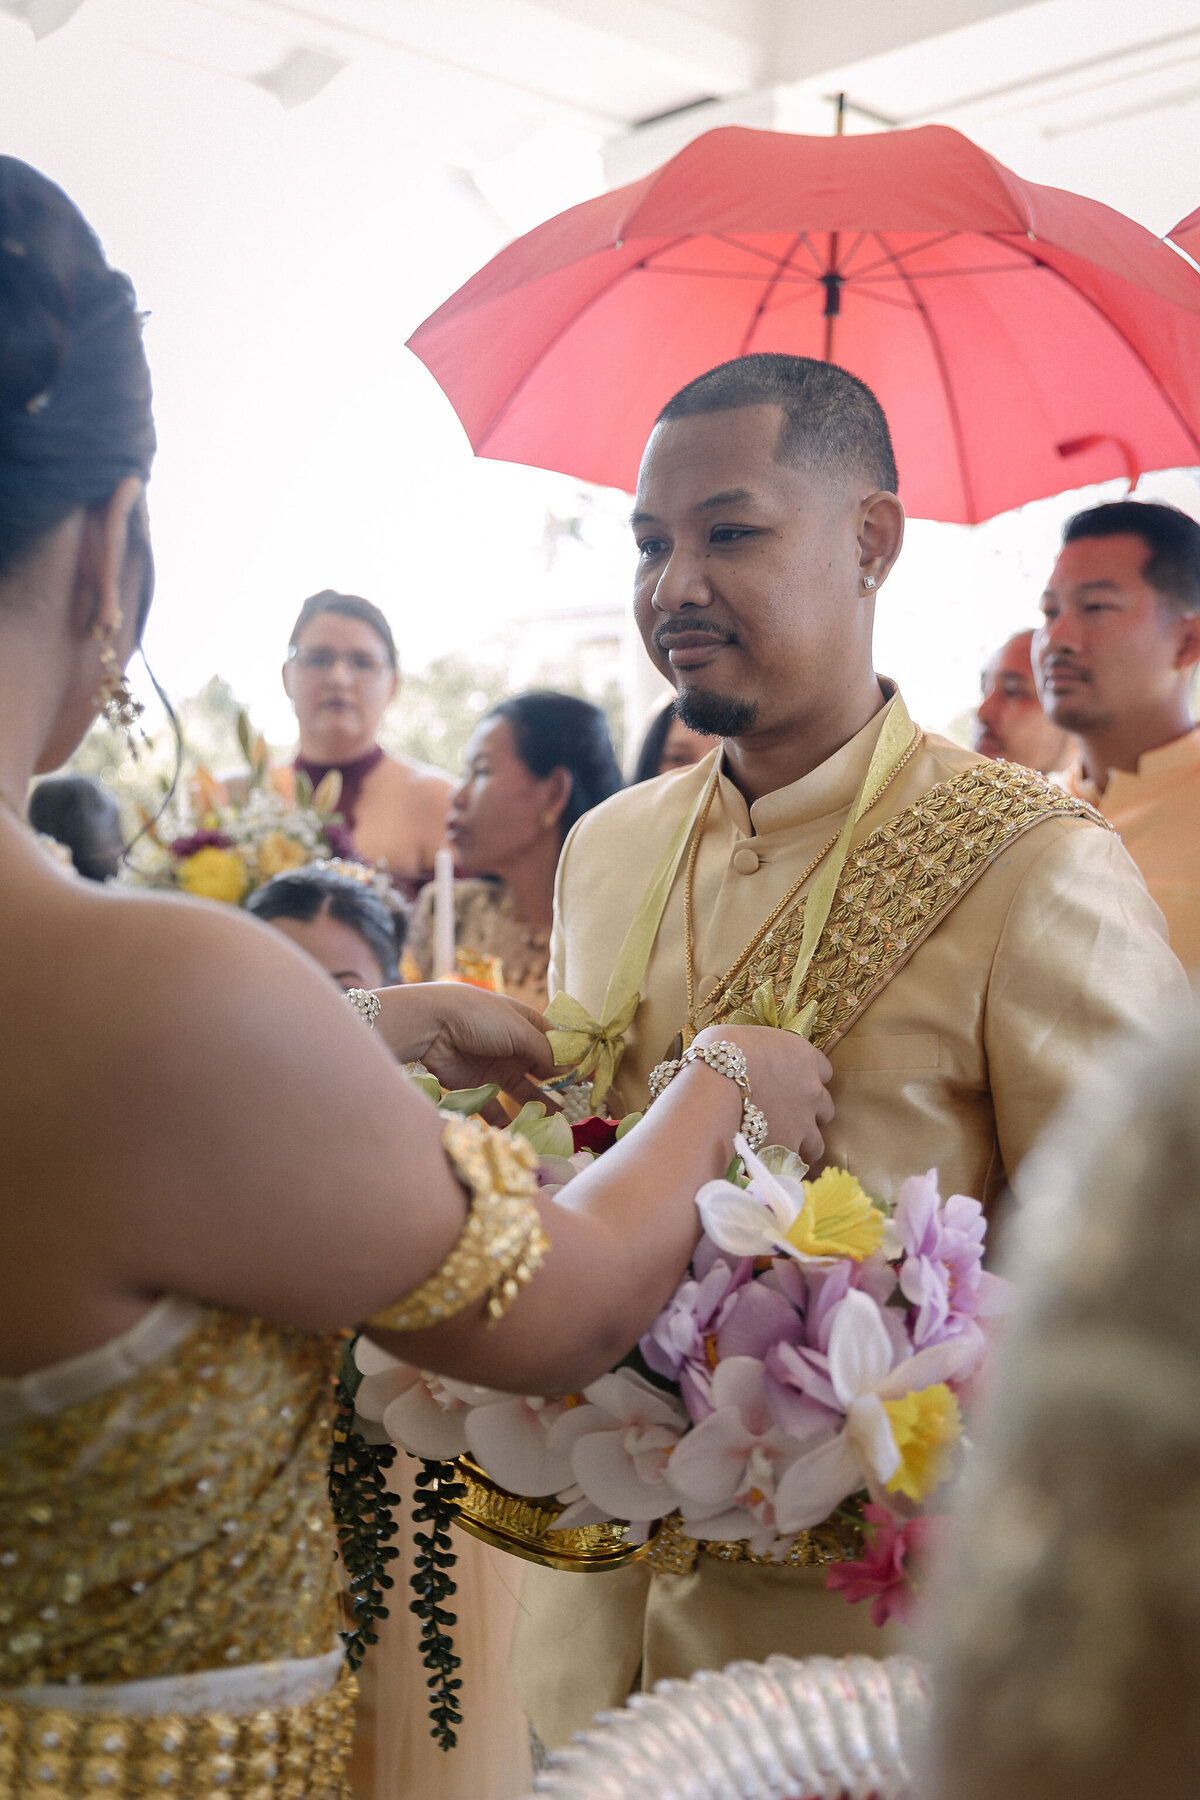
289, 648, 392, 677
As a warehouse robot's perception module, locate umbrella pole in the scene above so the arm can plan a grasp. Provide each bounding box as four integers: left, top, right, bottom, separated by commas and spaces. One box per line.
822, 94, 846, 362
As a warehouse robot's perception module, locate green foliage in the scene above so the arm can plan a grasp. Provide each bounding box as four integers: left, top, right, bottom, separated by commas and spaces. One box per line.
380, 656, 509, 775
329, 1343, 400, 1675
409, 1460, 466, 1751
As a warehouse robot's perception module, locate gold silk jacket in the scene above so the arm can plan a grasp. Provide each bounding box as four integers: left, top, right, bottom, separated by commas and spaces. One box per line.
514, 690, 1189, 1747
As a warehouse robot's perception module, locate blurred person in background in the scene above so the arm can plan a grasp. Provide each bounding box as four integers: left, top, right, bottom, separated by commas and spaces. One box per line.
283, 589, 454, 899
1037, 501, 1200, 968
406, 691, 622, 1011
972, 629, 1071, 775
28, 772, 123, 880
245, 862, 402, 990
930, 1009, 1200, 1800
631, 696, 715, 782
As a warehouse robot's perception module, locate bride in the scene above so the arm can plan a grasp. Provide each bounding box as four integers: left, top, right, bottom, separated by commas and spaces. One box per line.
0, 157, 833, 1799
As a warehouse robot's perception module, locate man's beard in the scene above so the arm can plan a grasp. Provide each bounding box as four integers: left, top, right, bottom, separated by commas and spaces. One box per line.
676, 686, 759, 738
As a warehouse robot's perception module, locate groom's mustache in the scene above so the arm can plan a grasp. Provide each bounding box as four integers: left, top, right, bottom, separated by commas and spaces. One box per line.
653, 620, 736, 652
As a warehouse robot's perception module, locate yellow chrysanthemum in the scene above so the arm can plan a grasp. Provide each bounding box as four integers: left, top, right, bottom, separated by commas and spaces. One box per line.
256, 831, 310, 881
784, 1168, 885, 1262
882, 1383, 962, 1502
177, 846, 249, 905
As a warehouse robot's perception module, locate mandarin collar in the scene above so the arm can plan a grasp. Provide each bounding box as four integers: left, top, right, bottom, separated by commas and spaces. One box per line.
716, 686, 909, 839
1069, 725, 1200, 802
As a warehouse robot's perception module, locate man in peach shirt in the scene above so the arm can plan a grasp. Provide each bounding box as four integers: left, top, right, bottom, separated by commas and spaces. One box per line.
1036, 501, 1200, 969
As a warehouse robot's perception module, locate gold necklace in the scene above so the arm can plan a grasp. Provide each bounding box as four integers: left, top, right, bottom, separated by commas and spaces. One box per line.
683, 729, 925, 1032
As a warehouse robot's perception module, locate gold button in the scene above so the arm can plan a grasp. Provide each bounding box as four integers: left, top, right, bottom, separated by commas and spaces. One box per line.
732, 846, 760, 874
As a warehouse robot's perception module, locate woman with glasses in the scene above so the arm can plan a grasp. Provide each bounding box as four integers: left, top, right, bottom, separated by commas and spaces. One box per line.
282, 590, 454, 898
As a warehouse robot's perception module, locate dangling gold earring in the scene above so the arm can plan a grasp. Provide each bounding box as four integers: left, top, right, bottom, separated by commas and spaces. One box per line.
92, 615, 145, 750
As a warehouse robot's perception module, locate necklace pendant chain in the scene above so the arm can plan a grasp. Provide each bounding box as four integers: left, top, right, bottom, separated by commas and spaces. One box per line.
683, 728, 925, 1033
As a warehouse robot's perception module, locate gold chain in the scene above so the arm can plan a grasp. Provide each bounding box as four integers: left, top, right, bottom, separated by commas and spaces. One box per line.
683, 729, 925, 1033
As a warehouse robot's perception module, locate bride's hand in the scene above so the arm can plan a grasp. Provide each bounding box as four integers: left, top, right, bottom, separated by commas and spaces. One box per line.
690, 1023, 834, 1166
372, 982, 557, 1102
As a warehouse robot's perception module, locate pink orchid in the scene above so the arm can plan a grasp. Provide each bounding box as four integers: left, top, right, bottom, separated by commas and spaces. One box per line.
547, 1370, 688, 1528
465, 1392, 579, 1496
824, 1503, 943, 1627
773, 1289, 974, 1534
356, 1361, 508, 1463
667, 1357, 833, 1557
893, 1171, 1012, 1350
639, 1248, 753, 1419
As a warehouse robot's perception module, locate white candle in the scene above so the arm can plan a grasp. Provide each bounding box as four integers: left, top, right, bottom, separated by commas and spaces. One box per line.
433, 847, 455, 980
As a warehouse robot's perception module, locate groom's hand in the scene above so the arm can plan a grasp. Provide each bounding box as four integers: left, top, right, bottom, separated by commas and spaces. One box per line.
372, 982, 557, 1104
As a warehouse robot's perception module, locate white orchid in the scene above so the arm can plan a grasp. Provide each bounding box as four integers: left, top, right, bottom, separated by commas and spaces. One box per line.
774, 1289, 972, 1533
697, 1137, 885, 1267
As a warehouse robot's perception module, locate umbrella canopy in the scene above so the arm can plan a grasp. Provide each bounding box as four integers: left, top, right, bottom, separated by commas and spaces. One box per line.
1169, 206, 1200, 265
409, 125, 1200, 523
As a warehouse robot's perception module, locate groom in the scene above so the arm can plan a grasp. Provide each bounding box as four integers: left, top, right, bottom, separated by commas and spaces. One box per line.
513, 353, 1188, 1745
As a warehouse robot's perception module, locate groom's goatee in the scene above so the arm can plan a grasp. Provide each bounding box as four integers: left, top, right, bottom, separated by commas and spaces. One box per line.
676, 689, 759, 738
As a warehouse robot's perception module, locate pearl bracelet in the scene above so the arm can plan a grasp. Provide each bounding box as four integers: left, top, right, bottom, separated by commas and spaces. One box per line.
647, 1038, 768, 1152
345, 987, 381, 1028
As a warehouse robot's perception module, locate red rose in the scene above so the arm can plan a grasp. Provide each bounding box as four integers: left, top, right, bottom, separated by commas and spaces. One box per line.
571, 1117, 621, 1156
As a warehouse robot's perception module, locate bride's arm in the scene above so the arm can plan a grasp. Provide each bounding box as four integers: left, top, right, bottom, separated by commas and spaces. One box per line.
47, 888, 828, 1394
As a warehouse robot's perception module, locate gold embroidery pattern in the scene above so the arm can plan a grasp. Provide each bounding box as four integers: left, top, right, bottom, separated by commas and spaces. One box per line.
0, 1313, 343, 1688
713, 762, 1108, 1046
644, 1510, 865, 1577
0, 1665, 356, 1798
368, 1117, 548, 1332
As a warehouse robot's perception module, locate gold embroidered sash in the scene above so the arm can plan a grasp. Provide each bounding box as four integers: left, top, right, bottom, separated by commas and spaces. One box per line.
708, 760, 1109, 1051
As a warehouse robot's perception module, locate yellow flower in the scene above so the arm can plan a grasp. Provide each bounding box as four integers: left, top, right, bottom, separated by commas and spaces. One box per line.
882, 1383, 962, 1502
784, 1168, 885, 1262
256, 831, 310, 881
177, 846, 249, 905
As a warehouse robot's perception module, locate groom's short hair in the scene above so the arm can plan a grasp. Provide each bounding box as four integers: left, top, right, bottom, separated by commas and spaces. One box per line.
656, 353, 898, 496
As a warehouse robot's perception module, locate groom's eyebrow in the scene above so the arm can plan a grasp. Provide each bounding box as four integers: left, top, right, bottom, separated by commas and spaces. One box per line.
630, 488, 757, 527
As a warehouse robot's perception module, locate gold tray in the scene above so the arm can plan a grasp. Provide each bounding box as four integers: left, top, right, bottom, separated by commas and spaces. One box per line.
450, 1457, 655, 1571
450, 1459, 866, 1575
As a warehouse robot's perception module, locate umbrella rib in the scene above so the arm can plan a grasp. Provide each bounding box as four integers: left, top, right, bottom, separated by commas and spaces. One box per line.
847, 232, 960, 280
739, 234, 807, 355
870, 232, 978, 522
472, 235, 695, 455
1018, 251, 1200, 463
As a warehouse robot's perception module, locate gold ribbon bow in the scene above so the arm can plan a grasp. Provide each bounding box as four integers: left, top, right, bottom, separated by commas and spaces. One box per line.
546, 761, 721, 1111
545, 989, 640, 1113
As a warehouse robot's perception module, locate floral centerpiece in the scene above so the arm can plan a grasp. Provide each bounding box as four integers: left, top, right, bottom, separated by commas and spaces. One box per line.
357, 1109, 1010, 1628
123, 711, 377, 906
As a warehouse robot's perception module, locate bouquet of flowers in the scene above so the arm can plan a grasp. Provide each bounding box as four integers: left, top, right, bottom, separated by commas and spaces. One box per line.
358, 1108, 1011, 1626
123, 711, 368, 906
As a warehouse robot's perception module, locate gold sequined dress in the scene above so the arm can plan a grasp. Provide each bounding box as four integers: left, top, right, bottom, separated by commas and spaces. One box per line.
0, 1298, 354, 1798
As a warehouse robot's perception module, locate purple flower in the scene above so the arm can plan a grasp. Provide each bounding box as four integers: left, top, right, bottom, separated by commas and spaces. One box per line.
893, 1171, 1012, 1350
169, 829, 233, 856
640, 1245, 752, 1421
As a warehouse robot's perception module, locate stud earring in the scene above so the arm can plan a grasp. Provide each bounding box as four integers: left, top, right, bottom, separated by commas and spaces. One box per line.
541, 811, 558, 830
862, 574, 877, 591
92, 615, 145, 751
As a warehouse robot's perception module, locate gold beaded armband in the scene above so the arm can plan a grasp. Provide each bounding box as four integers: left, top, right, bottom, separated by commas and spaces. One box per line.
368, 1116, 549, 1332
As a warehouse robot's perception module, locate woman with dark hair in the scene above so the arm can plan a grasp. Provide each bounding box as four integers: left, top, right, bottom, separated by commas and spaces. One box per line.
246, 863, 403, 989
631, 697, 715, 784
28, 773, 124, 880
0, 160, 831, 1798
407, 691, 623, 1010
281, 588, 454, 899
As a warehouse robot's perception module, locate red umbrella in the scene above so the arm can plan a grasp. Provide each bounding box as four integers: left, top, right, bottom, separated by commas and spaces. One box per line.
1169, 206, 1200, 265
408, 125, 1200, 523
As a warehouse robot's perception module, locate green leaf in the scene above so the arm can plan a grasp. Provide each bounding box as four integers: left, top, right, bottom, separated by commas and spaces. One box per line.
294, 769, 314, 808
507, 1101, 574, 1158
236, 709, 253, 763
437, 1084, 500, 1116
614, 1111, 644, 1140
407, 1070, 443, 1105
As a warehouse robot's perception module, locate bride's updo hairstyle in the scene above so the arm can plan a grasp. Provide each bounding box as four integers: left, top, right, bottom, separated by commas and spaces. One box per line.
0, 157, 154, 586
